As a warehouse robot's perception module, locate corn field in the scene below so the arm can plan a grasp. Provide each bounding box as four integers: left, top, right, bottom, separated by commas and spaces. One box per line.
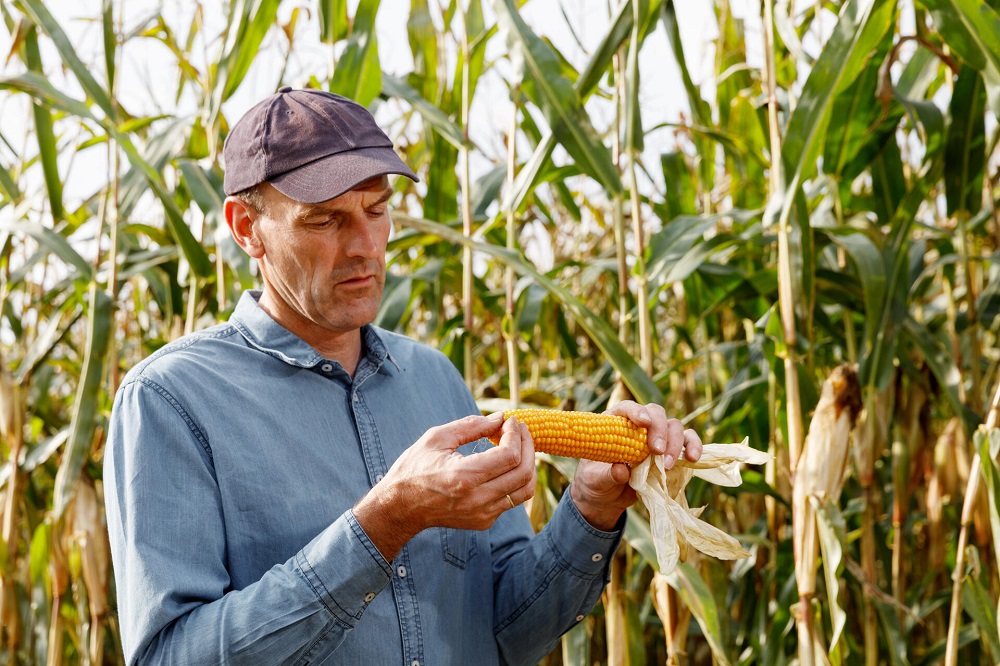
1, 0, 1000, 663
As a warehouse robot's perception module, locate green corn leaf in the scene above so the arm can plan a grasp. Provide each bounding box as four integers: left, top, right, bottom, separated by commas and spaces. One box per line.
623, 506, 659, 567
814, 498, 848, 653
331, 0, 382, 108
502, 0, 633, 213
375, 274, 412, 331
453, 0, 486, 107
944, 67, 986, 217
962, 572, 1000, 660
493, 0, 621, 196
2, 73, 213, 277
666, 563, 733, 666
823, 30, 901, 184
976, 428, 1000, 574
782, 0, 895, 179
14, 298, 81, 384
661, 0, 711, 127
319, 0, 348, 43
0, 220, 93, 280
901, 316, 980, 432
22, 26, 63, 222
392, 212, 661, 403
28, 520, 50, 585
424, 132, 459, 223
827, 229, 887, 352
102, 0, 115, 94
221, 0, 281, 101
18, 0, 116, 121
52, 284, 112, 520
921, 0, 1000, 114
383, 75, 465, 150
659, 152, 697, 221
869, 139, 907, 226
407, 0, 439, 103
177, 159, 223, 214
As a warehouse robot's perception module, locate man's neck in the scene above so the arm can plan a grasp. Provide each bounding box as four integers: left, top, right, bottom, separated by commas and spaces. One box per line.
257, 291, 364, 377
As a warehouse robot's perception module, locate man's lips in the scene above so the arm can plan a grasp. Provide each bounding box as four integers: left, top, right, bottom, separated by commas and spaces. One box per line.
337, 274, 376, 286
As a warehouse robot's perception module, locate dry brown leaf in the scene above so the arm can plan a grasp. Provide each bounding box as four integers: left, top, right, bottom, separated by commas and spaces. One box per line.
630, 438, 770, 573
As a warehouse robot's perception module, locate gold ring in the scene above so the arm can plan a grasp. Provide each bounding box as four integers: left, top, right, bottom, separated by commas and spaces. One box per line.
506, 494, 516, 509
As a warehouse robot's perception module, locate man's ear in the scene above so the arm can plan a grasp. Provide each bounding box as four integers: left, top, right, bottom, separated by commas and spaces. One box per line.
224, 197, 265, 259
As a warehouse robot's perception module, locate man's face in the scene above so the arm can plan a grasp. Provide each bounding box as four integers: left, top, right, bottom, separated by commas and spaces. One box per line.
251, 176, 393, 337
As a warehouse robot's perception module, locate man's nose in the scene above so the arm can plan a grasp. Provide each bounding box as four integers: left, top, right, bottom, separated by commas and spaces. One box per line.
345, 215, 381, 258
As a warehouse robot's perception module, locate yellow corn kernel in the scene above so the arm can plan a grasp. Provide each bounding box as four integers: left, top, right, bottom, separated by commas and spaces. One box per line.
488, 409, 649, 464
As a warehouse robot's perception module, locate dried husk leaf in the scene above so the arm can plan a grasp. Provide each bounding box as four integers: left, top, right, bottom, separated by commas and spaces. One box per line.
629, 438, 770, 574
792, 364, 860, 597
72, 477, 109, 618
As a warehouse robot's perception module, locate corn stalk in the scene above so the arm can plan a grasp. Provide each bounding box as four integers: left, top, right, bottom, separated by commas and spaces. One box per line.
505, 87, 520, 407
946, 376, 1000, 666
792, 365, 861, 666
460, 7, 474, 390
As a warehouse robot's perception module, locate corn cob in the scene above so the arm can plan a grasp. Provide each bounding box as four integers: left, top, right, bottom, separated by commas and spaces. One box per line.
488, 409, 649, 464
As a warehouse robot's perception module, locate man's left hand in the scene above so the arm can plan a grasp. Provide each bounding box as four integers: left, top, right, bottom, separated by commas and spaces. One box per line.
570, 401, 703, 531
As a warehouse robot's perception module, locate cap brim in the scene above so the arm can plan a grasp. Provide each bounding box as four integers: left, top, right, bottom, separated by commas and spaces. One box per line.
269, 147, 419, 204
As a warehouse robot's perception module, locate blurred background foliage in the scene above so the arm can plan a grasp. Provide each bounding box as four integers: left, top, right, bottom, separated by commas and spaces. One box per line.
1, 0, 1000, 663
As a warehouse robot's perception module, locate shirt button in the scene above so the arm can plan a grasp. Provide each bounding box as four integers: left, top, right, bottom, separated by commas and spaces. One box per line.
353, 393, 360, 402
591, 553, 603, 562
375, 474, 384, 483
320, 363, 333, 372
575, 614, 585, 622
412, 661, 420, 666
364, 592, 375, 603
397, 565, 407, 578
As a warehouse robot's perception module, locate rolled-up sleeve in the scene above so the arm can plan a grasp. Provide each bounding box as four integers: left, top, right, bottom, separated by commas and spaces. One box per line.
104, 379, 392, 665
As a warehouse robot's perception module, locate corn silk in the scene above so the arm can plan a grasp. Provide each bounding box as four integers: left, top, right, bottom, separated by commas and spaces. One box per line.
628, 438, 771, 574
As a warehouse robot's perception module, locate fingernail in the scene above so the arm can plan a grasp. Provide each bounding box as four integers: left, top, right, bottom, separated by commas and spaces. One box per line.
488, 411, 504, 419
664, 454, 674, 469
653, 437, 666, 454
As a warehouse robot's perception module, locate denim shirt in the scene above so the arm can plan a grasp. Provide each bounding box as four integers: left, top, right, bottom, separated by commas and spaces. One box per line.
104, 291, 623, 666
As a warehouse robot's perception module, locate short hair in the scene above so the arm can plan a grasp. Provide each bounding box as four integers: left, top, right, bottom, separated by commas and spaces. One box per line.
232, 183, 268, 215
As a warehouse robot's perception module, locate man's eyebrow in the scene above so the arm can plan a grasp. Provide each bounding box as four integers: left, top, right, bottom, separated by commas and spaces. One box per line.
368, 187, 394, 206
291, 187, 394, 223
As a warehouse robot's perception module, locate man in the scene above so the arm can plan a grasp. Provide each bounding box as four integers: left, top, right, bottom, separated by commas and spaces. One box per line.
104, 87, 702, 665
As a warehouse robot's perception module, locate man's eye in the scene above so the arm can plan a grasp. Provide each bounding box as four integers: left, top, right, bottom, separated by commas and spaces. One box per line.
366, 207, 387, 218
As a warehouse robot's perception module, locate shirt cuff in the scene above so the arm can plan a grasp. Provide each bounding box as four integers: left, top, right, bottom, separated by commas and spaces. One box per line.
544, 489, 625, 578
295, 510, 393, 627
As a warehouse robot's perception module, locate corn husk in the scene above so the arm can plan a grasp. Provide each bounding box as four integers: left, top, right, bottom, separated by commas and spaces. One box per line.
629, 438, 771, 574
792, 365, 860, 597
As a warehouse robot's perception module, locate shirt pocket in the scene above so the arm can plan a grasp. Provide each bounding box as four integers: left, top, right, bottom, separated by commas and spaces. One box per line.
440, 527, 477, 568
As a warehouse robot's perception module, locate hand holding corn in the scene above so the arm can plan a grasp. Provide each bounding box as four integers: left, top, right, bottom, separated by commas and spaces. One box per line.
487, 404, 769, 572
353, 411, 537, 562
489, 402, 702, 531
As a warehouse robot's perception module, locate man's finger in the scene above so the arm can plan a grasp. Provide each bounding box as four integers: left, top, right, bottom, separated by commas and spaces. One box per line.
456, 415, 525, 480
664, 418, 685, 469
426, 411, 505, 452
606, 401, 668, 456
683, 428, 703, 462
609, 462, 631, 486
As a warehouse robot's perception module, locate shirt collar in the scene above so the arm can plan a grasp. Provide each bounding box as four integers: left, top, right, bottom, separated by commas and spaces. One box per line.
230, 290, 394, 372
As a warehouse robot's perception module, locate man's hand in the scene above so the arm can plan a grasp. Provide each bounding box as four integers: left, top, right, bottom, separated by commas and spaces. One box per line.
353, 412, 536, 561
570, 401, 702, 531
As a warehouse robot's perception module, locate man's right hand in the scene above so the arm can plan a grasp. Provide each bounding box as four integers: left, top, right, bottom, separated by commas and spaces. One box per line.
352, 411, 536, 561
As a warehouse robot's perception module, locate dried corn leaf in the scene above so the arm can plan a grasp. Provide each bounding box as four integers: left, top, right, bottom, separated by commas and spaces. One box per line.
629, 438, 770, 573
